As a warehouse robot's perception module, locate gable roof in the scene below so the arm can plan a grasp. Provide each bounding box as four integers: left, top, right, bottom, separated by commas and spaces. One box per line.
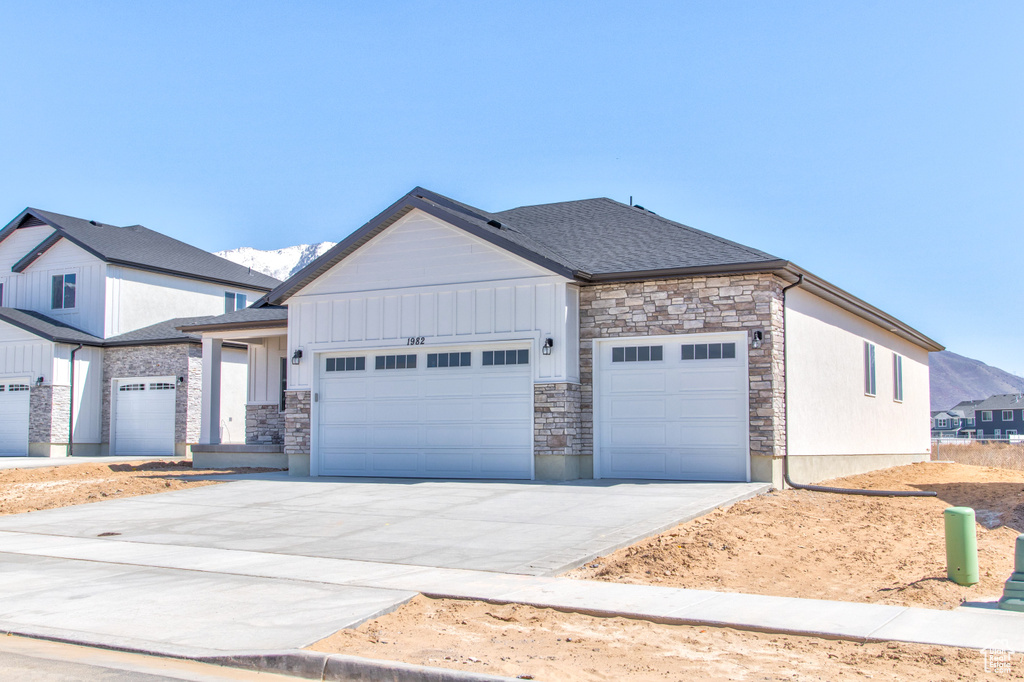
259, 187, 941, 352
0, 208, 281, 292
0, 307, 104, 345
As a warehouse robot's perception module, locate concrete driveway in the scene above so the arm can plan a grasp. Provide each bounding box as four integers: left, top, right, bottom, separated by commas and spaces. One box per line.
0, 474, 768, 654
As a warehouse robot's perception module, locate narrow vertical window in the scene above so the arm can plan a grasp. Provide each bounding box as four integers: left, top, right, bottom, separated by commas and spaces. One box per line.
225, 292, 236, 313
864, 342, 876, 396
63, 273, 76, 309
892, 353, 903, 402
52, 275, 63, 309
236, 293, 247, 309
0, 282, 4, 306
279, 357, 287, 412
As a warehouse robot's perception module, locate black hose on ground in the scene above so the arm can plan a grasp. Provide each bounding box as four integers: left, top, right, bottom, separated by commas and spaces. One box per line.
780, 275, 937, 498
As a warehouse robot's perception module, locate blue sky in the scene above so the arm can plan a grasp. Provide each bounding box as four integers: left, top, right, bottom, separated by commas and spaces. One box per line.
1, 2, 1021, 372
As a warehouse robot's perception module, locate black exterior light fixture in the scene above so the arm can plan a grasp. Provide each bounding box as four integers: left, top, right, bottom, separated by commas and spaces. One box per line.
35, 376, 44, 386
752, 330, 764, 349
542, 338, 554, 356
291, 349, 303, 365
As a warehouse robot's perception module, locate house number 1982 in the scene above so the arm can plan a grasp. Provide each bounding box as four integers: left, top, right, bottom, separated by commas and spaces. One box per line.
406, 336, 426, 345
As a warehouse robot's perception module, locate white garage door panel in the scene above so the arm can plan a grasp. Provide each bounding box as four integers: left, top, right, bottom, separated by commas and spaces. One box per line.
317, 345, 533, 479
597, 334, 749, 482
113, 378, 176, 456
0, 382, 31, 456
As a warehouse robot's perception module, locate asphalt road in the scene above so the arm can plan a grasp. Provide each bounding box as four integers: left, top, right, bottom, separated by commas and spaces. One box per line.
0, 635, 300, 681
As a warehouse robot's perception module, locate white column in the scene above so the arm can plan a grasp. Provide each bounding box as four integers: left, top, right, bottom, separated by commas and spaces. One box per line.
200, 337, 222, 445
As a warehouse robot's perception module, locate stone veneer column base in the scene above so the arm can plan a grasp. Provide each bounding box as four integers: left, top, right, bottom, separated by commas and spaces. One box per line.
246, 403, 285, 445
534, 383, 584, 481
284, 390, 311, 476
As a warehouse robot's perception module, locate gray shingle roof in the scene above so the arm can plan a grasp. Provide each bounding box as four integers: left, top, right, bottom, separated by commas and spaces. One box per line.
492, 197, 781, 275
3, 208, 281, 291
103, 316, 218, 346
176, 306, 288, 332
0, 307, 104, 345
974, 394, 1024, 411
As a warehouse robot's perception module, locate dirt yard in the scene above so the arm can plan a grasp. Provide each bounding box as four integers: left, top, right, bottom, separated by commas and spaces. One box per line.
0, 460, 281, 515
310, 596, 1012, 681
567, 462, 1024, 609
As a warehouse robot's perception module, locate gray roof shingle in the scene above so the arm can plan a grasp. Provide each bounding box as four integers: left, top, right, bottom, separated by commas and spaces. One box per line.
492, 197, 781, 275
0, 307, 104, 345
176, 306, 288, 332
974, 394, 1024, 412
103, 316, 217, 346
4, 208, 281, 291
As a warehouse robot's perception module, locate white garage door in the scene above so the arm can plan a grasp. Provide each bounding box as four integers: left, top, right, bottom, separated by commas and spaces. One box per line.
113, 377, 176, 456
0, 380, 31, 456
317, 345, 533, 479
596, 333, 749, 481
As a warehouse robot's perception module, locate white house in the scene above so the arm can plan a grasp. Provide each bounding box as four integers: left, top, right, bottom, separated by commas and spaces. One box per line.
0, 208, 280, 457
183, 188, 942, 487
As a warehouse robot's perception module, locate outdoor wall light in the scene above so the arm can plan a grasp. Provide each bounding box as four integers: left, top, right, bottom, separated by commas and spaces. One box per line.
752, 330, 764, 349
541, 338, 554, 356
35, 376, 44, 386
291, 349, 303, 365
177, 376, 184, 385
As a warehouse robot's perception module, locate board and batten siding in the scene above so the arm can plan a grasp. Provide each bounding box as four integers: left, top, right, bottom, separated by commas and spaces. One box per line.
53, 344, 103, 444
248, 335, 287, 405
785, 286, 931, 457
0, 322, 52, 381
11, 238, 107, 338
285, 209, 577, 389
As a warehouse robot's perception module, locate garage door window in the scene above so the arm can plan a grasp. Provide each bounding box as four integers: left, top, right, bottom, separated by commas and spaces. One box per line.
482, 349, 529, 366
375, 354, 417, 370
681, 343, 735, 360
8, 384, 28, 392
612, 345, 663, 362
427, 352, 471, 368
326, 357, 365, 372
150, 382, 175, 390
119, 383, 146, 391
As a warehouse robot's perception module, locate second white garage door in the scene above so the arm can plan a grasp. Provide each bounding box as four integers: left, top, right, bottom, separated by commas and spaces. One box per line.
316, 345, 533, 478
0, 380, 31, 456
595, 333, 749, 481
112, 377, 177, 456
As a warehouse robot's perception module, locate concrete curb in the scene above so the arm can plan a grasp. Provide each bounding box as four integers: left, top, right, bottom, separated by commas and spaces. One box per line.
0, 625, 520, 682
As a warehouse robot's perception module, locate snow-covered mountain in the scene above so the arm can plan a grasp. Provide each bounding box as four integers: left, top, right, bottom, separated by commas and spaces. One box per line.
215, 242, 336, 282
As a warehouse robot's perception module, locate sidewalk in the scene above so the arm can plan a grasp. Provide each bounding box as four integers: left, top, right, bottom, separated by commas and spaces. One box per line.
1, 530, 1020, 656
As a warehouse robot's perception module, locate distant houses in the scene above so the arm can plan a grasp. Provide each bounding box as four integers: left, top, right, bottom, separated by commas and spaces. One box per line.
931, 394, 1024, 439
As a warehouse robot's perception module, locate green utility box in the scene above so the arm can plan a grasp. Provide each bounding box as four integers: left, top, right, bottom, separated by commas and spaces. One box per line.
944, 507, 979, 586
998, 533, 1024, 612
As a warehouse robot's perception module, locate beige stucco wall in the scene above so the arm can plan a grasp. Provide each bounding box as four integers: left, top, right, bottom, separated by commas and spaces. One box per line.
785, 287, 931, 459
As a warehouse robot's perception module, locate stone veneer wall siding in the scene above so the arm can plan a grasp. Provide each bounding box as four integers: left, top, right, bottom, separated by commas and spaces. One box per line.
578, 274, 787, 465
534, 382, 583, 457
102, 344, 198, 445
284, 390, 311, 455
246, 404, 285, 445
28, 384, 71, 444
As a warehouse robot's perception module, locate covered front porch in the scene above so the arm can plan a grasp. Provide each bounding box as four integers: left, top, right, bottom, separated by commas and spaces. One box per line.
178, 307, 294, 472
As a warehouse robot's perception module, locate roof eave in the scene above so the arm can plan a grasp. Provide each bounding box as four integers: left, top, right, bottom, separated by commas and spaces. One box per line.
177, 318, 288, 333
105, 260, 276, 293
777, 264, 944, 353
0, 311, 103, 346
579, 259, 790, 283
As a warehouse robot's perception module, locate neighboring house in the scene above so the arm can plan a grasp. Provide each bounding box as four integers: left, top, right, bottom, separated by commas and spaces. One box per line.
182, 187, 942, 488
0, 208, 279, 457
971, 393, 1024, 439
930, 410, 962, 437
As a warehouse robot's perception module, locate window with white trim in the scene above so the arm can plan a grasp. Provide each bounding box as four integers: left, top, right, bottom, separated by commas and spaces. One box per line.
51, 273, 76, 309
1002, 410, 1014, 421
326, 357, 366, 372
863, 342, 876, 396
982, 411, 993, 422
995, 429, 1002, 437
0, 282, 4, 306
968, 417, 975, 426
224, 292, 248, 313
681, 343, 734, 361
279, 357, 287, 413
1007, 430, 1018, 436
892, 353, 903, 402
936, 419, 948, 428
482, 350, 530, 366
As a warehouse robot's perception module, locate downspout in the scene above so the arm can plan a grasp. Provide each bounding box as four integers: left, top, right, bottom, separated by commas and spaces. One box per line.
68, 343, 83, 457
781, 276, 935, 498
